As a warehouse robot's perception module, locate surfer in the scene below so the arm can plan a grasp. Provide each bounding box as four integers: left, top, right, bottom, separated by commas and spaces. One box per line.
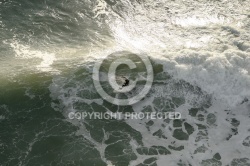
122, 76, 129, 87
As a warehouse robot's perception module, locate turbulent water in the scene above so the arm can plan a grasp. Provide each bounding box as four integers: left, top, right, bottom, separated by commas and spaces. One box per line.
1, 0, 250, 165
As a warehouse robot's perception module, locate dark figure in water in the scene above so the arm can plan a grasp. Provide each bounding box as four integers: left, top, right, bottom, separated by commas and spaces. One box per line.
121, 76, 129, 87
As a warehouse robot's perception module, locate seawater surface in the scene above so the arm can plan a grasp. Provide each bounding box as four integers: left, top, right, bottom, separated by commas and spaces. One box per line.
0, 0, 250, 166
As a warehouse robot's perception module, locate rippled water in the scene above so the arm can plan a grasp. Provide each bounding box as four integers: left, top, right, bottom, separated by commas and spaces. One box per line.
0, 0, 250, 165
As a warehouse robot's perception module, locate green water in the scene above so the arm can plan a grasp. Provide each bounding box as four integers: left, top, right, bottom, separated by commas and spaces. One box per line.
0, 74, 107, 165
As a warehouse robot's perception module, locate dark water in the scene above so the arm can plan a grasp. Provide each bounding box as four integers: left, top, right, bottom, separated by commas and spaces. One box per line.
1, 0, 250, 166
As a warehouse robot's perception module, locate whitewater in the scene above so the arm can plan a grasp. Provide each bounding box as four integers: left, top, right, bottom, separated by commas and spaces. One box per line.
0, 0, 250, 165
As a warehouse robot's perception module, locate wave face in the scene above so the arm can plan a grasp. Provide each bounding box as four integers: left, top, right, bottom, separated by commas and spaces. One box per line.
0, 0, 250, 166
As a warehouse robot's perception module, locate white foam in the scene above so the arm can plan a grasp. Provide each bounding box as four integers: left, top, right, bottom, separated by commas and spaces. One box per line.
95, 0, 250, 108
9, 40, 56, 72
90, 0, 250, 165
174, 14, 231, 27
46, 0, 250, 165
160, 50, 250, 107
